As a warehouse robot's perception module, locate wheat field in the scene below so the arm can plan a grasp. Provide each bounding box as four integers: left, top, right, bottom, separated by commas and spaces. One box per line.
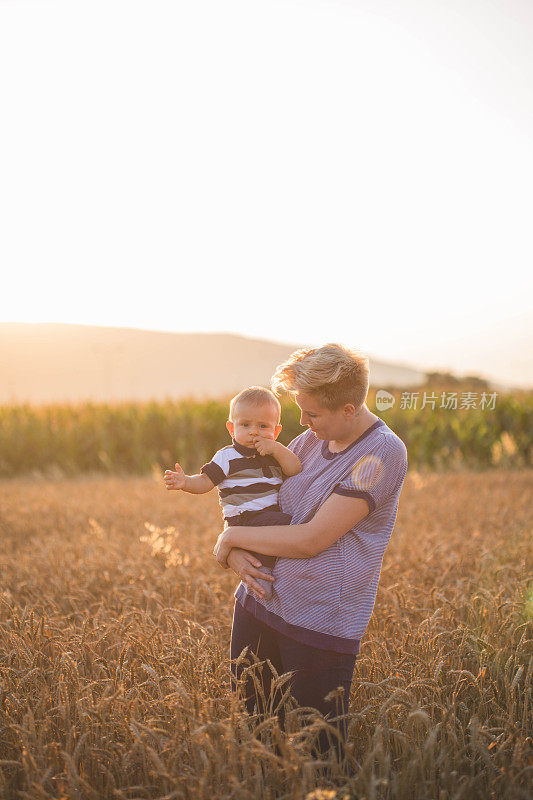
0, 469, 531, 799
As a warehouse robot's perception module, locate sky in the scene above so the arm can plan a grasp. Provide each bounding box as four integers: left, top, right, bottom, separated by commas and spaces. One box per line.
1, 0, 532, 388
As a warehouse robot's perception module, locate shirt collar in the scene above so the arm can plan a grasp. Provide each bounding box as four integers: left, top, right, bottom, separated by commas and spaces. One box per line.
321, 418, 386, 459
232, 439, 259, 457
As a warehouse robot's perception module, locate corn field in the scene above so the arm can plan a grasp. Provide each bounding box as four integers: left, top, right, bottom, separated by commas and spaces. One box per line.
0, 390, 531, 478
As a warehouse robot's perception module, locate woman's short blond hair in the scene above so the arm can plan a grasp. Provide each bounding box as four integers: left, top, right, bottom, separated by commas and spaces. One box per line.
229, 386, 281, 421
271, 343, 369, 411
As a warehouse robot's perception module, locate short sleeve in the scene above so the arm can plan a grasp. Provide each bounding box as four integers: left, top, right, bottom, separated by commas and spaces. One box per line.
333, 437, 408, 514
200, 449, 229, 486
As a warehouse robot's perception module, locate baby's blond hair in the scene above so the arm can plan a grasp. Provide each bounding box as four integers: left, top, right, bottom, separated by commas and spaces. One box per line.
229, 386, 281, 422
271, 343, 369, 411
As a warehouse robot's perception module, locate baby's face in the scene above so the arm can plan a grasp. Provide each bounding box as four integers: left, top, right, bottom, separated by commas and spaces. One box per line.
226, 402, 281, 448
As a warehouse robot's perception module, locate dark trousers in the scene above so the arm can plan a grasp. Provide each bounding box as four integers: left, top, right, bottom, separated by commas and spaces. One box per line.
230, 600, 357, 768
225, 507, 292, 570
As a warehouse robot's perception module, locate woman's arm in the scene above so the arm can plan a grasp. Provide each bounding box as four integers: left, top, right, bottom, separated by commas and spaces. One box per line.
213, 493, 370, 566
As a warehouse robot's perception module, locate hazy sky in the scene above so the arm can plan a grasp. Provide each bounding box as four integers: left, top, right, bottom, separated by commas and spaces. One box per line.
1, 0, 532, 387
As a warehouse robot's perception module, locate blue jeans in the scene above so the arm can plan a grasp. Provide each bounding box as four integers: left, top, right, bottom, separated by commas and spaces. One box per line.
230, 600, 357, 766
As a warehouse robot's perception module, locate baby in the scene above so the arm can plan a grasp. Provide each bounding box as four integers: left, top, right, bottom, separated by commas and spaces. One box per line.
163, 386, 302, 598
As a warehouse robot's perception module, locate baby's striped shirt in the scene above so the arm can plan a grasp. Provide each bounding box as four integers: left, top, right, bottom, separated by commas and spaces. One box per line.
201, 440, 284, 521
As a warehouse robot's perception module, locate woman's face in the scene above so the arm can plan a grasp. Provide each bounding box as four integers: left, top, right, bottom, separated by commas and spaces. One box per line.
294, 392, 353, 440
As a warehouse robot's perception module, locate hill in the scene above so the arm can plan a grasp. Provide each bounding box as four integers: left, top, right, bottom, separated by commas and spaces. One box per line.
0, 322, 442, 404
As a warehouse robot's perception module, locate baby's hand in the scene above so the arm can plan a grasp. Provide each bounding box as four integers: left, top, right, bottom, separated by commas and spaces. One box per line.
164, 462, 187, 490
252, 436, 277, 457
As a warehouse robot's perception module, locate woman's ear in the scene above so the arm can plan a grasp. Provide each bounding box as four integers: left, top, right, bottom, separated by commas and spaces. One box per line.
344, 403, 356, 419
273, 424, 282, 440
226, 420, 234, 438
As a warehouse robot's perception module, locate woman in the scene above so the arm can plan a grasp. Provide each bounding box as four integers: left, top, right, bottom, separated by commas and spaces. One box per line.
213, 343, 408, 770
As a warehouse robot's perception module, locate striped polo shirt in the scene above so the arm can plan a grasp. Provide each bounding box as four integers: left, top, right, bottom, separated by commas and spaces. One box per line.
201, 440, 285, 521
234, 418, 408, 654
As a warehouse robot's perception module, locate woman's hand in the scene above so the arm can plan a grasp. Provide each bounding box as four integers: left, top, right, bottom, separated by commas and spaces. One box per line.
226, 548, 275, 599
